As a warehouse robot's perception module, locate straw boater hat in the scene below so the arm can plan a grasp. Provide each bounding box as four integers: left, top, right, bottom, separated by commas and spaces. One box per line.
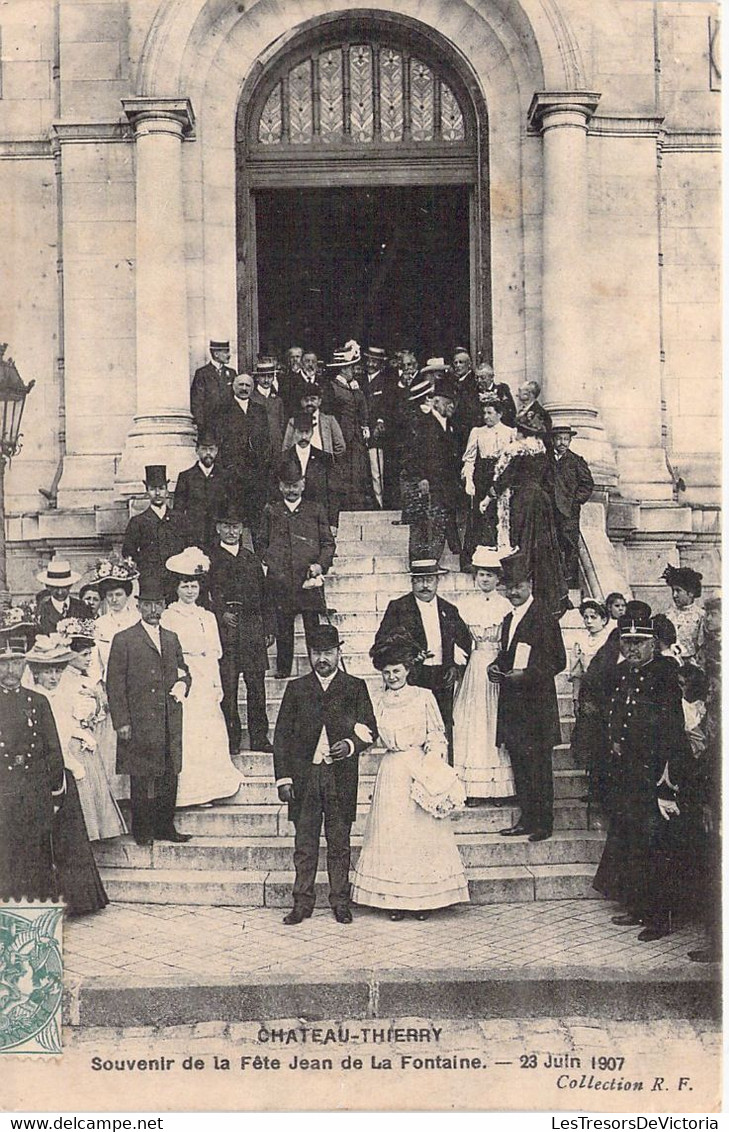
407, 375, 435, 404
409, 559, 449, 577
165, 547, 211, 578
419, 357, 452, 380
470, 546, 503, 571
25, 634, 74, 666
255, 357, 280, 377
36, 557, 81, 588
327, 340, 361, 369
551, 424, 578, 437
364, 346, 386, 363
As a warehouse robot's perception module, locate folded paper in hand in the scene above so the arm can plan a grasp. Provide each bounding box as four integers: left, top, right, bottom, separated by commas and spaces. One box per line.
301, 575, 324, 589
513, 642, 531, 669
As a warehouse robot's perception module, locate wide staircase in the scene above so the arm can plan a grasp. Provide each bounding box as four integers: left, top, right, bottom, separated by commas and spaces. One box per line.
95, 511, 605, 905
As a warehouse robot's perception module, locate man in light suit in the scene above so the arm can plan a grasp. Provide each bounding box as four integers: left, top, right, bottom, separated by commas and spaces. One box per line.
106, 581, 192, 847
551, 426, 594, 589
274, 624, 377, 925
374, 560, 471, 759
489, 551, 566, 842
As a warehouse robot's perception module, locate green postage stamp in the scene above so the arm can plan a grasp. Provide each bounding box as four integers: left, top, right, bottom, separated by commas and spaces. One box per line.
0, 902, 64, 1057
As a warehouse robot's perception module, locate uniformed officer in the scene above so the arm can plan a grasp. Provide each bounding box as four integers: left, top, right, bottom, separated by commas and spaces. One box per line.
0, 607, 66, 901
593, 603, 693, 941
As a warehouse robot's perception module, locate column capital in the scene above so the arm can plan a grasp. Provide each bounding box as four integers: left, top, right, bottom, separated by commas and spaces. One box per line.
528, 91, 601, 133
121, 97, 195, 138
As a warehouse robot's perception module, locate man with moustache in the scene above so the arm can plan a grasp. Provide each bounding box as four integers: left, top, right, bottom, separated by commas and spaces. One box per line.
489, 550, 566, 843
274, 624, 377, 924
251, 357, 286, 462
217, 372, 271, 534
122, 465, 189, 593
362, 345, 388, 508
173, 432, 228, 551
106, 581, 192, 847
404, 369, 462, 562
551, 425, 594, 589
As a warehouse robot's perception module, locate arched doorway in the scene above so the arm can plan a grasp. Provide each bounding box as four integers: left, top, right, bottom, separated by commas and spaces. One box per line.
236, 14, 490, 365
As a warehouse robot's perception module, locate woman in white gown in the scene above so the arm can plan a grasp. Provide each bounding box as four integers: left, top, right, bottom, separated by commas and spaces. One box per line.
453, 546, 514, 805
351, 631, 469, 920
162, 547, 242, 807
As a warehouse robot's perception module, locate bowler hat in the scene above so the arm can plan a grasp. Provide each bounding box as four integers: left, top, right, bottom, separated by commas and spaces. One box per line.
196, 428, 218, 447
433, 373, 457, 402
216, 502, 246, 525
277, 458, 305, 485
307, 624, 342, 651
138, 580, 166, 604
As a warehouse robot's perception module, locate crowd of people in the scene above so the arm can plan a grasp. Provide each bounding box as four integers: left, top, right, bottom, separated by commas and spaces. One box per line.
0, 337, 720, 963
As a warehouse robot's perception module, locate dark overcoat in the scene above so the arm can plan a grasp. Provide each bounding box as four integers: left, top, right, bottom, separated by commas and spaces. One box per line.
121, 506, 189, 591
208, 542, 272, 672
190, 361, 235, 439
255, 499, 335, 613
451, 372, 482, 455
251, 388, 286, 460
273, 669, 377, 824
173, 462, 229, 551
0, 687, 65, 901
106, 622, 191, 779
553, 449, 594, 522
405, 412, 461, 509
216, 399, 271, 525
494, 599, 566, 752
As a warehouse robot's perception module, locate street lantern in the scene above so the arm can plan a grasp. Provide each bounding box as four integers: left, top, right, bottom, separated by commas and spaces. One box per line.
0, 344, 34, 602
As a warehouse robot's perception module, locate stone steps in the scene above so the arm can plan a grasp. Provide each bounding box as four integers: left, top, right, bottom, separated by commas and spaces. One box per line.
98, 862, 601, 907
94, 830, 605, 873
234, 742, 580, 776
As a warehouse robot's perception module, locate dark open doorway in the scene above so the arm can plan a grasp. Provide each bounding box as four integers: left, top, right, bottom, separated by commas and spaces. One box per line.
255, 185, 471, 361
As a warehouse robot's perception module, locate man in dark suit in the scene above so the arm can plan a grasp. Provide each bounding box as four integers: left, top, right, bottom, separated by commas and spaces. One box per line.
251, 357, 286, 464
475, 362, 517, 428
274, 624, 377, 924
489, 551, 566, 842
190, 339, 236, 440
374, 560, 471, 758
551, 426, 594, 588
516, 381, 553, 434
173, 432, 228, 552
450, 348, 482, 457
281, 412, 336, 527
404, 371, 462, 562
217, 372, 271, 534
35, 557, 87, 634
208, 505, 274, 755
363, 345, 388, 508
255, 464, 336, 678
106, 581, 192, 847
122, 465, 189, 594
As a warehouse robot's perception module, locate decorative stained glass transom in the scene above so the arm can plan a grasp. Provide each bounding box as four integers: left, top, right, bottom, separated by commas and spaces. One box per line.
256, 41, 467, 146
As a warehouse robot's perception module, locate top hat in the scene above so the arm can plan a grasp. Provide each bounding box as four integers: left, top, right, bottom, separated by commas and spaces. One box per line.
209, 339, 230, 351
499, 549, 532, 586
166, 547, 211, 578
470, 546, 503, 571
409, 559, 449, 577
196, 427, 218, 447
144, 465, 168, 488
25, 634, 74, 666
307, 623, 342, 651
327, 340, 361, 368
661, 564, 703, 598
365, 346, 386, 362
36, 557, 81, 588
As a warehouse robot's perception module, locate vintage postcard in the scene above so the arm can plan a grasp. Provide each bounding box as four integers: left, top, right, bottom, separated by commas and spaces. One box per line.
0, 0, 722, 1115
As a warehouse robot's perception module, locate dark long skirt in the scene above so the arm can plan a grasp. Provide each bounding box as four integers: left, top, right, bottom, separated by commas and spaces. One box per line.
0, 788, 57, 902
510, 482, 567, 616
53, 775, 109, 915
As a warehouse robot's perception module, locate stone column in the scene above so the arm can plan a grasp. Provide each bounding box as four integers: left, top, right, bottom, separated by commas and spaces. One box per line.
528, 92, 616, 486
116, 98, 196, 495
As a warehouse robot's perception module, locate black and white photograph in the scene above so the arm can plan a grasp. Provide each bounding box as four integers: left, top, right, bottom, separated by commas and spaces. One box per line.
1, 0, 722, 1115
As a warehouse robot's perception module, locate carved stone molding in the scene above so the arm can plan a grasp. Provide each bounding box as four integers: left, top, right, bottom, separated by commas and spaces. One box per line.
121, 97, 195, 139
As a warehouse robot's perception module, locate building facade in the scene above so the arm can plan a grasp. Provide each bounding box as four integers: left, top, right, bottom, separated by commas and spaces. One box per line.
0, 0, 721, 602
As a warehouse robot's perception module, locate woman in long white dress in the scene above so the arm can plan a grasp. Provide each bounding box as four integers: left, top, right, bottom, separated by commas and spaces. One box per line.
351, 632, 469, 921
452, 546, 514, 805
162, 547, 242, 807
57, 618, 127, 842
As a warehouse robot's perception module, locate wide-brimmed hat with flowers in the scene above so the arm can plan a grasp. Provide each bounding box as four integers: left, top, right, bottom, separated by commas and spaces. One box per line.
56, 617, 97, 647
91, 553, 139, 585
327, 340, 361, 368
0, 602, 38, 657
25, 634, 74, 666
